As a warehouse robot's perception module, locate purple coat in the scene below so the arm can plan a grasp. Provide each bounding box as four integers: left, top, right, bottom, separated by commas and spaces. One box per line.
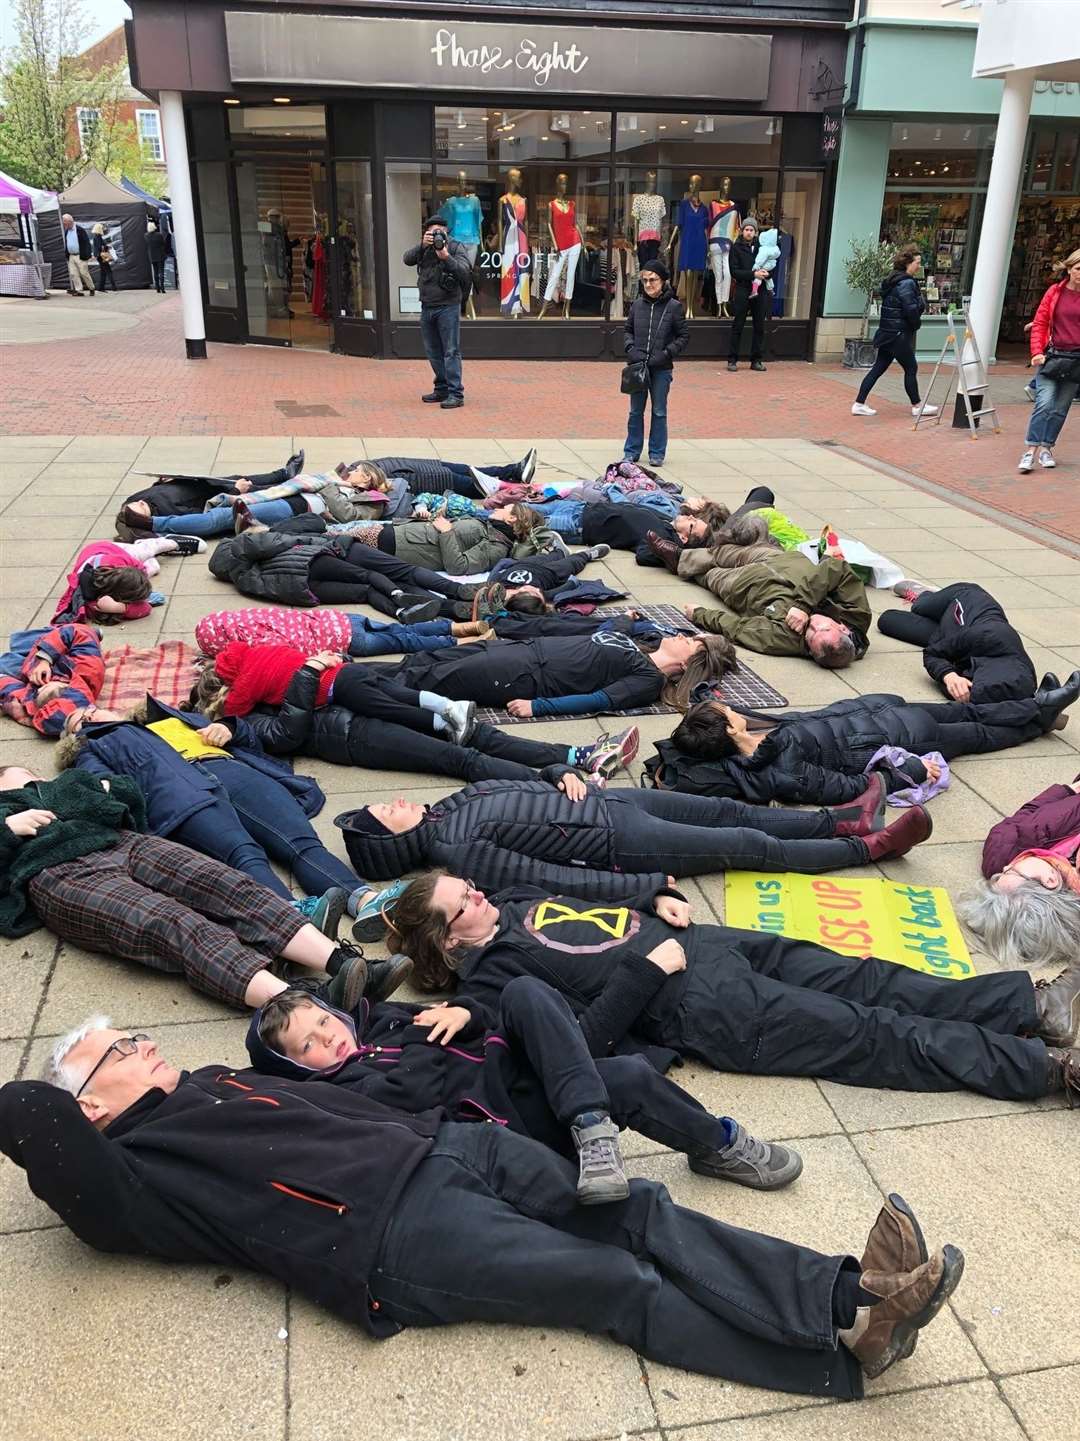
981, 784, 1080, 877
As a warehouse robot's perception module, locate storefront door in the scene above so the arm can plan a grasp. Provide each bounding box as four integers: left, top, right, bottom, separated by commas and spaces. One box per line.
234, 154, 333, 349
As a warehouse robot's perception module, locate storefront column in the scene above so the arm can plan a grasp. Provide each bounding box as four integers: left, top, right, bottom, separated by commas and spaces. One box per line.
159, 89, 207, 360
965, 69, 1035, 378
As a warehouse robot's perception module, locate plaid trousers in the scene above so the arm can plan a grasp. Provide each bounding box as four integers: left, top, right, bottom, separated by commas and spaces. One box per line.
28, 833, 308, 1007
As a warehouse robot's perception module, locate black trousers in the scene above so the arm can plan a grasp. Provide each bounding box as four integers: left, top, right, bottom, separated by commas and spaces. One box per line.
345, 716, 572, 783
371, 1121, 862, 1398
151, 259, 166, 292
329, 664, 438, 736
653, 932, 1047, 1099
728, 287, 769, 362
419, 461, 521, 498
307, 548, 466, 618
496, 976, 725, 1156
877, 584, 972, 651
606, 789, 868, 877
916, 696, 1046, 760
98, 263, 118, 291
856, 336, 920, 406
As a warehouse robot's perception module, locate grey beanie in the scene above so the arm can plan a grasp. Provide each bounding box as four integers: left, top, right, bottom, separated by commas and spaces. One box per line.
742, 216, 760, 234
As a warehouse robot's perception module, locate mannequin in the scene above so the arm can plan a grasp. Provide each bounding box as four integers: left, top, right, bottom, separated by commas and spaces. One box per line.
670, 175, 708, 320
537, 172, 583, 319
707, 175, 741, 318
631, 170, 667, 270
499, 167, 530, 318
444, 171, 481, 320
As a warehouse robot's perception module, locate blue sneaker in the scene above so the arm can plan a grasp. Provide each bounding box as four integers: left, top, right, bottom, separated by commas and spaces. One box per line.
292, 887, 348, 938
352, 879, 408, 942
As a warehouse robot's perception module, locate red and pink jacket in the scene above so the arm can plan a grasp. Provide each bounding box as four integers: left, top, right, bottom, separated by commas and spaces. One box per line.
53, 541, 153, 624
1029, 280, 1068, 358
0, 625, 105, 736
196, 606, 353, 657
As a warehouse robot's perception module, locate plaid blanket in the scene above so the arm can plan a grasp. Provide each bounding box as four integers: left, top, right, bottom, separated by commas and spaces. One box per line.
100, 641, 200, 713
478, 604, 788, 725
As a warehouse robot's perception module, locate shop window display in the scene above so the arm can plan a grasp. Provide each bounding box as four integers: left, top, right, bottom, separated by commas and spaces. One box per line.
1002, 194, 1080, 342
775, 171, 821, 321
334, 161, 377, 320
386, 161, 433, 320
436, 106, 611, 164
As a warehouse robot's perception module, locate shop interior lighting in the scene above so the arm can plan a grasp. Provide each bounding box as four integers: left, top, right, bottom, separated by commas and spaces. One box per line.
680, 119, 689, 125
456, 110, 466, 128
273, 97, 291, 104
224, 98, 239, 105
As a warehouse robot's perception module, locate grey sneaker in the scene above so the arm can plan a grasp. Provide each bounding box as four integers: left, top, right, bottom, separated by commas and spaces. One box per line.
547, 532, 571, 556
444, 698, 477, 744
571, 1114, 630, 1205
584, 543, 611, 561
688, 1121, 804, 1190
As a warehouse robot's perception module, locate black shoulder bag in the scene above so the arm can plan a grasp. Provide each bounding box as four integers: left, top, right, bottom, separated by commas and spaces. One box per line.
621, 300, 656, 395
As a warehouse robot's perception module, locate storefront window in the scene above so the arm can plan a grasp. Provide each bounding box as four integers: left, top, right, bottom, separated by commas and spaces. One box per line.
613, 112, 782, 167
435, 106, 611, 164
386, 161, 433, 320
1055, 132, 1078, 193
434, 163, 610, 319
1027, 128, 1056, 193
195, 160, 237, 309
335, 161, 377, 319
228, 105, 327, 140
776, 171, 821, 321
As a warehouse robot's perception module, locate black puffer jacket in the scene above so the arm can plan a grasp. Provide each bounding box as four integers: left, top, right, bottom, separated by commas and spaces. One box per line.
624, 285, 689, 371
882, 583, 1036, 704
648, 692, 1043, 804
337, 779, 668, 899
872, 271, 924, 347
209, 532, 344, 607
729, 237, 761, 295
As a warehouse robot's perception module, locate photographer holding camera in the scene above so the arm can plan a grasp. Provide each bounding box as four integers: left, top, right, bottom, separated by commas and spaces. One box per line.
404, 213, 473, 410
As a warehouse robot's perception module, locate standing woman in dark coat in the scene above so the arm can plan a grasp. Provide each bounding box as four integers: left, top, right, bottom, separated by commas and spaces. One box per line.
146, 222, 168, 293
622, 259, 689, 468
851, 249, 939, 419
726, 218, 770, 374
91, 224, 117, 292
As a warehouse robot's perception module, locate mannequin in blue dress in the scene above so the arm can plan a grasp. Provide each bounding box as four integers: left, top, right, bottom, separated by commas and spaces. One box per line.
669, 175, 708, 321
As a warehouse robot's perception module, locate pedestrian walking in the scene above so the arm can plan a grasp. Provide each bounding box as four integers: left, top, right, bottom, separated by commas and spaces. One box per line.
1018, 247, 1080, 473
91, 224, 118, 292
404, 213, 472, 410
726, 219, 769, 373
61, 213, 95, 296
622, 259, 688, 467
146, 222, 168, 293
851, 249, 939, 419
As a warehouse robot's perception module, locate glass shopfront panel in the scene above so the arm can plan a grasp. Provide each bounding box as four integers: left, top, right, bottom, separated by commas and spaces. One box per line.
776, 171, 821, 320
436, 105, 612, 164
1001, 128, 1080, 343
385, 161, 433, 320
196, 160, 238, 309
434, 162, 610, 319
335, 160, 377, 319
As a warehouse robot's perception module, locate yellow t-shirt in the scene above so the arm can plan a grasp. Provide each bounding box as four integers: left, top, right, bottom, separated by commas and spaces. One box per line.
146, 717, 230, 762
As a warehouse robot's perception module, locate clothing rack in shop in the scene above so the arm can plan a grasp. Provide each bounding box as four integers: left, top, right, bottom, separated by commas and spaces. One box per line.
915, 308, 1000, 440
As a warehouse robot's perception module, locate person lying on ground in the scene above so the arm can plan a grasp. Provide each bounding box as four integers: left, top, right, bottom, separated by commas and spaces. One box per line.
0, 765, 410, 1007
2, 1012, 967, 1398
0, 623, 105, 736
960, 771, 1080, 978
194, 604, 477, 661
877, 581, 1040, 704
52, 538, 199, 626
359, 629, 737, 718
675, 546, 872, 669
313, 504, 555, 574
387, 872, 1080, 1105
54, 694, 386, 937
189, 647, 638, 791
528, 496, 714, 566
114, 448, 305, 540
248, 980, 804, 1196
335, 771, 930, 903
348, 448, 539, 506
651, 686, 1080, 803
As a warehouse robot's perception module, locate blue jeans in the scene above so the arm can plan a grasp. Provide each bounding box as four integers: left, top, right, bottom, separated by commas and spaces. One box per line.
625, 368, 673, 463
420, 304, 464, 400
529, 499, 585, 540
347, 614, 456, 657
151, 499, 295, 537
1026, 369, 1079, 447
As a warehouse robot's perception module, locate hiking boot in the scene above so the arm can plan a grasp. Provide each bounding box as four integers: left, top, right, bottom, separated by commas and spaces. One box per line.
351, 879, 407, 942
1046, 1046, 1080, 1105
167, 535, 207, 556
321, 953, 370, 1013
571, 1113, 630, 1205
861, 1194, 929, 1277
444, 698, 477, 745
1035, 670, 1080, 730
451, 620, 491, 638
471, 581, 506, 623
861, 805, 932, 862
1034, 964, 1080, 1046
829, 772, 888, 837
575, 725, 640, 778
892, 579, 933, 603
841, 1246, 965, 1379
363, 954, 415, 1003
688, 1121, 803, 1190
292, 887, 349, 939
646, 529, 683, 574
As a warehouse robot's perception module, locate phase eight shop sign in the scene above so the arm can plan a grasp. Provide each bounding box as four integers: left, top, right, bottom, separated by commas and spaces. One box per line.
224, 11, 773, 100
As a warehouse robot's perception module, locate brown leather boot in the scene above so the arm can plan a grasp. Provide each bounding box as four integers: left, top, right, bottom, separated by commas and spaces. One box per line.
1046, 1046, 1080, 1105
645, 530, 683, 574
829, 773, 888, 837
1033, 966, 1080, 1047
840, 1245, 964, 1379
451, 620, 493, 639
860, 805, 933, 861
859, 1193, 929, 1363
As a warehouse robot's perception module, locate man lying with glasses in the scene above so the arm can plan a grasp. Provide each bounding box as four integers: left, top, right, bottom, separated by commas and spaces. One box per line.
2, 1013, 963, 1399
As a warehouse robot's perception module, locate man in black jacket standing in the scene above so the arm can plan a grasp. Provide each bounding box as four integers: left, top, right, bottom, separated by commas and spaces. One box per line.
1, 1015, 968, 1398
727, 219, 769, 373
404, 213, 472, 410
623, 259, 689, 466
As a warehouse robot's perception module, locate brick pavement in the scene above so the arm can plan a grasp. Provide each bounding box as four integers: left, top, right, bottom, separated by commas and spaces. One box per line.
4, 291, 1079, 546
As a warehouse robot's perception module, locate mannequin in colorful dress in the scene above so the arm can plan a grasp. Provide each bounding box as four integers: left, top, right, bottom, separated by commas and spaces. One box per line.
444, 172, 482, 320
669, 175, 708, 320
537, 173, 584, 320
707, 176, 741, 318
631, 172, 667, 269
499, 169, 530, 318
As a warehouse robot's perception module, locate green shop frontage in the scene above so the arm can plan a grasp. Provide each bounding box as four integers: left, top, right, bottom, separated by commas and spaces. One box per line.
818, 15, 1080, 363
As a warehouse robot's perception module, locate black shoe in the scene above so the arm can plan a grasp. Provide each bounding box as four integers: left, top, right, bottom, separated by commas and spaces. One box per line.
285, 449, 305, 479
519, 447, 538, 486
363, 955, 414, 1003
394, 592, 442, 624
750, 359, 767, 372
440, 396, 465, 409
167, 535, 207, 557
422, 392, 447, 404
1037, 671, 1061, 693
1035, 669, 1080, 729
726, 360, 738, 372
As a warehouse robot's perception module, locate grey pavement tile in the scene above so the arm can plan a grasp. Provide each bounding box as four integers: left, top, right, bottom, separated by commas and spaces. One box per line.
0, 461, 51, 485
672, 1380, 1025, 1440
0, 935, 54, 1042
955, 754, 1080, 817
0, 565, 71, 600
996, 551, 1080, 578
39, 942, 236, 1036
819, 1076, 1063, 1136
964, 577, 1077, 610
0, 1231, 287, 1441
0, 515, 96, 542
288, 1295, 655, 1441
891, 553, 1015, 581
913, 774, 1010, 845
1038, 575, 1080, 601
854, 1112, 1080, 1374
0, 538, 89, 570
59, 435, 147, 460
1000, 1364, 1080, 1439
2, 493, 108, 519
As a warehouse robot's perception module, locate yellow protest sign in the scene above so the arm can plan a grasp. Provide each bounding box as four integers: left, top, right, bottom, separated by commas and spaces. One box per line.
724, 873, 974, 979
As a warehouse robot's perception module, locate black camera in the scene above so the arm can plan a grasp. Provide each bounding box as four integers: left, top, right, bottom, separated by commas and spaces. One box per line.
430, 229, 448, 250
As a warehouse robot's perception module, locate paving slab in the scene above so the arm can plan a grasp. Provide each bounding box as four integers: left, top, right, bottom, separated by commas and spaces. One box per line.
999, 1364, 1080, 1439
